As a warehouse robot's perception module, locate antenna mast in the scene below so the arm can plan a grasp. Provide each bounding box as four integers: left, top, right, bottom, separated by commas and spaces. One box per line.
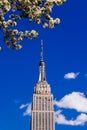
41, 40, 44, 61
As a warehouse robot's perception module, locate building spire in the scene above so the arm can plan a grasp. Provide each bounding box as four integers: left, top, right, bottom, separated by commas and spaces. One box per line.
38, 40, 46, 82
41, 40, 44, 61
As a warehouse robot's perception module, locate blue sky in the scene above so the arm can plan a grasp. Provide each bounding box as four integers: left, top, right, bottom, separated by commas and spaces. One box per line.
0, 0, 87, 130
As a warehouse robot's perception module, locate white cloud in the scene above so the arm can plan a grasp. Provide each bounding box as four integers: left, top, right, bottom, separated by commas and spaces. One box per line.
20, 103, 29, 109
20, 103, 31, 116
55, 110, 87, 126
54, 92, 87, 113
64, 72, 80, 79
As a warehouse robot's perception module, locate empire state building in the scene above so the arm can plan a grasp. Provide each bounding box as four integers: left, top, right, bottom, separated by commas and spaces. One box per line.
31, 42, 55, 130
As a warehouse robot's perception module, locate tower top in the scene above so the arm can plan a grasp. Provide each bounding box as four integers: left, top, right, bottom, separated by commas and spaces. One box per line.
40, 40, 44, 61
34, 41, 51, 94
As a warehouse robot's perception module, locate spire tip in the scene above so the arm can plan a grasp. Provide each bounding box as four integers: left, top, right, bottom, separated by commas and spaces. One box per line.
41, 40, 44, 61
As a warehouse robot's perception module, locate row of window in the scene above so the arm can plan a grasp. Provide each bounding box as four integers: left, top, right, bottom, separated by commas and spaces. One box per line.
33, 95, 53, 101
35, 103, 52, 111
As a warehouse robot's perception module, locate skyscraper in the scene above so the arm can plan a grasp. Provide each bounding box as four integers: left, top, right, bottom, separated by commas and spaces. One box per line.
31, 42, 55, 130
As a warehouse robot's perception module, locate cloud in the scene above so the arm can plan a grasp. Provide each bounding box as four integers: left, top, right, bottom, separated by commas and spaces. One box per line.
55, 110, 87, 126
54, 92, 87, 125
54, 92, 87, 113
19, 103, 31, 116
64, 72, 80, 79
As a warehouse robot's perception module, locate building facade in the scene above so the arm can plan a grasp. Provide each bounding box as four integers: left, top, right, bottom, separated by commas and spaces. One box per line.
31, 43, 55, 130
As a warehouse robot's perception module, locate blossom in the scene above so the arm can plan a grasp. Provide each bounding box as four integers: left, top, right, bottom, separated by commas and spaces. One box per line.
0, 0, 66, 50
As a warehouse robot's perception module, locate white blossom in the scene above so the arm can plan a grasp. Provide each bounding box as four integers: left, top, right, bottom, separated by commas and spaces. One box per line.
0, 0, 66, 50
